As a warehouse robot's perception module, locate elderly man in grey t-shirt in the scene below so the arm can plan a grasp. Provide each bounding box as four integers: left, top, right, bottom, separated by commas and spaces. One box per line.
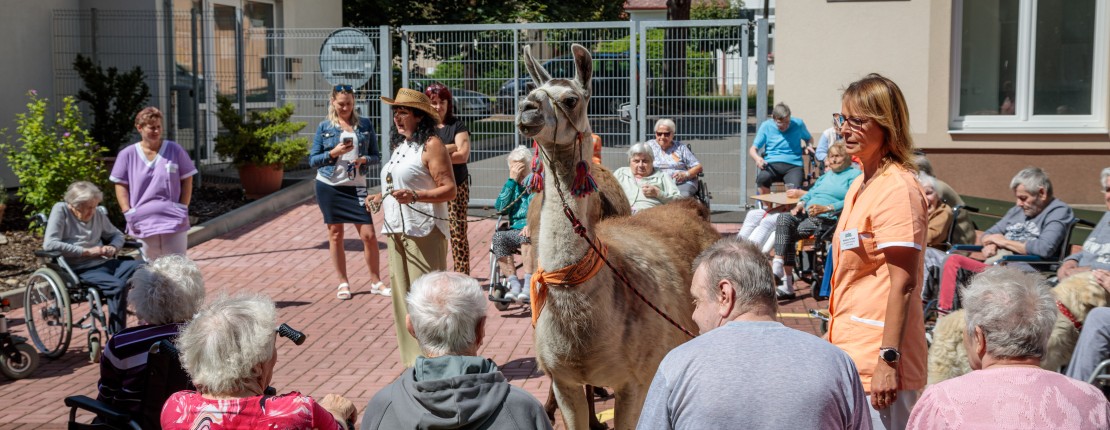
637, 238, 871, 430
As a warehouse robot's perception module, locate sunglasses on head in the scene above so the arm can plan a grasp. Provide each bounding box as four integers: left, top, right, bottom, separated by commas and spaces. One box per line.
334, 84, 354, 93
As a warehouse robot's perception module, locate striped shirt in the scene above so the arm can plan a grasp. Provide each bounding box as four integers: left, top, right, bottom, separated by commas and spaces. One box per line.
97, 323, 184, 416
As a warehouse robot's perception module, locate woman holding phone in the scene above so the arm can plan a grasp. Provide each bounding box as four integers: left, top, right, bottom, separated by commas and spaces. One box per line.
308, 84, 384, 301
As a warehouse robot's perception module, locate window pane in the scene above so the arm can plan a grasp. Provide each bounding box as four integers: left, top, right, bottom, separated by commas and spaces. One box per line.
959, 0, 1019, 116
245, 2, 275, 103
1033, 0, 1095, 115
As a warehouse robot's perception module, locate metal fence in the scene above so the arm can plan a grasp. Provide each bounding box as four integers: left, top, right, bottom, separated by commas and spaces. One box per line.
51, 9, 768, 209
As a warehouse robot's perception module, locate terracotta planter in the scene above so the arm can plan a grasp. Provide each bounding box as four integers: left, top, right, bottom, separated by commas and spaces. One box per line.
238, 163, 284, 199
0, 203, 6, 225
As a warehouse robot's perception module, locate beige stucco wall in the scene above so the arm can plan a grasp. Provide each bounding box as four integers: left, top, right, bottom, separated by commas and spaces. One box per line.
776, 0, 1110, 206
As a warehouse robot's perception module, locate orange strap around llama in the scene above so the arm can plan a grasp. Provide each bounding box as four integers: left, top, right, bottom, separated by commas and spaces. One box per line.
530, 243, 608, 326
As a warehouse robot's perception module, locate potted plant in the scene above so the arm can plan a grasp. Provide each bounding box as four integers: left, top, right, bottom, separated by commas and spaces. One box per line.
214, 95, 309, 199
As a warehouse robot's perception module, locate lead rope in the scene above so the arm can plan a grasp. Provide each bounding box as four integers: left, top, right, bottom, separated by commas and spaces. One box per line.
533, 88, 696, 339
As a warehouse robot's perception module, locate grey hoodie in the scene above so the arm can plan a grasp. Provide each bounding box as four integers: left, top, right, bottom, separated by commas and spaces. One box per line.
361, 356, 552, 430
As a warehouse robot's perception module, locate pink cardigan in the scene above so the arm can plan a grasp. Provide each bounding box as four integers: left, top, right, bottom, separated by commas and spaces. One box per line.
908, 366, 1109, 429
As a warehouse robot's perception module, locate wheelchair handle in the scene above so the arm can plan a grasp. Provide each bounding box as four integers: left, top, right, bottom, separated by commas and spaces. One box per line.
276, 323, 307, 346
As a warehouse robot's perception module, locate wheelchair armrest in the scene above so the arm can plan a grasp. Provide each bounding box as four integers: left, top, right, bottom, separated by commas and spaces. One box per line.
34, 249, 62, 259
1076, 218, 1096, 228
122, 241, 142, 250
954, 205, 979, 214
997, 254, 1044, 263
65, 395, 141, 429
948, 244, 983, 254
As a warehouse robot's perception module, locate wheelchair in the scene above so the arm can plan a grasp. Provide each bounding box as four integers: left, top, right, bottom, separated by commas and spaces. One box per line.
23, 214, 142, 362
487, 215, 529, 311
793, 211, 840, 300
64, 324, 308, 429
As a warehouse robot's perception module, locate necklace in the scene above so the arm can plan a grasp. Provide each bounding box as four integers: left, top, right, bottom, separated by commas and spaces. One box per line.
383, 141, 419, 193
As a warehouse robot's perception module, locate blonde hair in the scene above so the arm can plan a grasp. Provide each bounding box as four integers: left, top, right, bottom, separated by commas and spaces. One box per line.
326, 89, 360, 127
134, 107, 163, 128
842, 73, 916, 173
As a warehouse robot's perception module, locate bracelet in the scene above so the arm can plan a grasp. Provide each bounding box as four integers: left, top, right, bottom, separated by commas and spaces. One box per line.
411, 189, 419, 202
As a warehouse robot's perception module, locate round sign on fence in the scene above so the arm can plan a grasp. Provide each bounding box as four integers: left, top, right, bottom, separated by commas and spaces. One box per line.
319, 28, 377, 89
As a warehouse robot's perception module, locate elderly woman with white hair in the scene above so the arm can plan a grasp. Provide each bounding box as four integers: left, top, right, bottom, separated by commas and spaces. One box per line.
361, 272, 551, 429
645, 118, 702, 198
614, 143, 679, 213
492, 145, 536, 302
162, 294, 357, 429
97, 255, 205, 422
44, 181, 142, 334
908, 267, 1110, 428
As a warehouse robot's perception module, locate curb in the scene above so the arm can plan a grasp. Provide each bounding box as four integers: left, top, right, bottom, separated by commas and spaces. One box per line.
3, 179, 324, 312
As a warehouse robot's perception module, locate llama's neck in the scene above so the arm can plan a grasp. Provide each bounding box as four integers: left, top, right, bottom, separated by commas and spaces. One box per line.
536, 155, 596, 272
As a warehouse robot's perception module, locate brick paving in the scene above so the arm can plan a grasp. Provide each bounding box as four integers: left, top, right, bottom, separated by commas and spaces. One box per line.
0, 200, 828, 428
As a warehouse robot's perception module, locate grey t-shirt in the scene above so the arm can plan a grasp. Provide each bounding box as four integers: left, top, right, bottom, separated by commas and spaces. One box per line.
1065, 211, 1110, 271
984, 197, 1073, 259
43, 201, 125, 270
638, 321, 871, 430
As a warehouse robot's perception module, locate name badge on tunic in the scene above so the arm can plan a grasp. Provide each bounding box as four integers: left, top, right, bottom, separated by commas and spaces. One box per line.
839, 228, 860, 251
165, 163, 178, 173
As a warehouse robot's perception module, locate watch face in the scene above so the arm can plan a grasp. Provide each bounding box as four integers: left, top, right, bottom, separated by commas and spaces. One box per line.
881, 349, 899, 362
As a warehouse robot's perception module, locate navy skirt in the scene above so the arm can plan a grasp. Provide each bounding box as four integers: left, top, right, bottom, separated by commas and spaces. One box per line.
315, 180, 373, 225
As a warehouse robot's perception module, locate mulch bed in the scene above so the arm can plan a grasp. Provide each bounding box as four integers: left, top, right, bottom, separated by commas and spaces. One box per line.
0, 185, 251, 293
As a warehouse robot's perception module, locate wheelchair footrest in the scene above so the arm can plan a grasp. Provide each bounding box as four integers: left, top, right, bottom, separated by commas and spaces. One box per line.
488, 295, 513, 304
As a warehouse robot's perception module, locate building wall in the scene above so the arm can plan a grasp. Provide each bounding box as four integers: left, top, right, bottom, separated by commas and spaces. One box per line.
0, 0, 82, 187
776, 0, 1110, 207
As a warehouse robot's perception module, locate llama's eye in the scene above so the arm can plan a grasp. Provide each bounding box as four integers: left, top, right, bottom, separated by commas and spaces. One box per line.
563, 96, 578, 109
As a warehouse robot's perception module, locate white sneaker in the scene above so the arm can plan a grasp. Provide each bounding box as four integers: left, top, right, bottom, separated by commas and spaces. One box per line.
378, 287, 392, 297
776, 281, 795, 300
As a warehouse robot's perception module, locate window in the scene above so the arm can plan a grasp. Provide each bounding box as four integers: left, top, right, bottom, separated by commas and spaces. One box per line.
950, 0, 1108, 133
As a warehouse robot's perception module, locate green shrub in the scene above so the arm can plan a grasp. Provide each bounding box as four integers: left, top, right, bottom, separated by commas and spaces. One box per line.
73, 54, 152, 154
0, 91, 110, 230
214, 95, 309, 169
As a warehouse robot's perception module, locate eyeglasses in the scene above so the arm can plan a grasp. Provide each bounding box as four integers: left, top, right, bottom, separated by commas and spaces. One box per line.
333, 84, 353, 93
832, 113, 869, 131
655, 131, 673, 137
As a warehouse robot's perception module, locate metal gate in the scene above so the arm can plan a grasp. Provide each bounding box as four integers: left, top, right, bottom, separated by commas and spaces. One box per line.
637, 19, 750, 211
51, 10, 767, 207
401, 22, 637, 206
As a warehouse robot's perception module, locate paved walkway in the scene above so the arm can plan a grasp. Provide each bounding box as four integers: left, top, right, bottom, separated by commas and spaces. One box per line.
0, 200, 828, 428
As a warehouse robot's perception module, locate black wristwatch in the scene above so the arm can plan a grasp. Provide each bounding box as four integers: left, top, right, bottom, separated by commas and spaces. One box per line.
879, 347, 901, 364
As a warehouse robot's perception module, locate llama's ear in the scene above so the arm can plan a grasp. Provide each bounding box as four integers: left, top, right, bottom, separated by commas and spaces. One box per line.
571, 44, 592, 94
523, 45, 551, 88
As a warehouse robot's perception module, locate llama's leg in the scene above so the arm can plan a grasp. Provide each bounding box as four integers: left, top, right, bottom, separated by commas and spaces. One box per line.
611, 384, 647, 430
585, 385, 606, 430
553, 379, 590, 430
544, 384, 558, 422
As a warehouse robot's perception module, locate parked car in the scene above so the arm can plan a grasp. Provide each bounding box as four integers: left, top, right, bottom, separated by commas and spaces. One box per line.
450, 88, 493, 120
495, 52, 633, 116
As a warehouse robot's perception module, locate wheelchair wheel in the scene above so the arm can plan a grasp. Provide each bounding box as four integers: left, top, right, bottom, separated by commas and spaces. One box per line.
0, 343, 40, 380
24, 269, 72, 359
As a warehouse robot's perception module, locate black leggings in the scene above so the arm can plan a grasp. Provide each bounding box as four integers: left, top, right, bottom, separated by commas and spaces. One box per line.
756, 162, 805, 189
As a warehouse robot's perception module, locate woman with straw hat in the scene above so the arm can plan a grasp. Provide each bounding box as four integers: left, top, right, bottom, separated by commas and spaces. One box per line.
366, 88, 456, 367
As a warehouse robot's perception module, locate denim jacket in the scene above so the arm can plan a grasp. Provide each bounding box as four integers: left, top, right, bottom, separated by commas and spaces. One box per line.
308, 117, 381, 179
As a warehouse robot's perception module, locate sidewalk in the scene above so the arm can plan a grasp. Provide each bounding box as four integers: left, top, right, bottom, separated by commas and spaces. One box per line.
0, 200, 827, 428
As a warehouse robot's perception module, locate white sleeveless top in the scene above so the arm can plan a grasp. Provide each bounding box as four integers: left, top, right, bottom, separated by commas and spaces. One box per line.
380, 140, 449, 238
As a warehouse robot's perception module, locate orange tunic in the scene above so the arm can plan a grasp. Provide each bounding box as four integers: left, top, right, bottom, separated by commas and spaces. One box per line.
828, 163, 928, 393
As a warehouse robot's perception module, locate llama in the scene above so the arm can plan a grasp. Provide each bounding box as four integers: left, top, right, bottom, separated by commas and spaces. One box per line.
516, 43, 720, 430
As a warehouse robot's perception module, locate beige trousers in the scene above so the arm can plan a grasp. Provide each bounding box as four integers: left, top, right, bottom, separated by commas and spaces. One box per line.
386, 228, 447, 367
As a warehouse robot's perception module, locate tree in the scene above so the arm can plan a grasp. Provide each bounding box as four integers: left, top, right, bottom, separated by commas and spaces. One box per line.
72, 54, 152, 153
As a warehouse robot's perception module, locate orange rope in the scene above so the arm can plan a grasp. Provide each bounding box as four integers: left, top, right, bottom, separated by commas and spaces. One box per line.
529, 244, 608, 326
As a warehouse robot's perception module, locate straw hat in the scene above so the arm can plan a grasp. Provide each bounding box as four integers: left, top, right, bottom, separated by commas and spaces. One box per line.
382, 88, 441, 124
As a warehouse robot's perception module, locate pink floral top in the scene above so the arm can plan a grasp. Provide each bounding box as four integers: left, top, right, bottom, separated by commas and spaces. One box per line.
160, 391, 342, 430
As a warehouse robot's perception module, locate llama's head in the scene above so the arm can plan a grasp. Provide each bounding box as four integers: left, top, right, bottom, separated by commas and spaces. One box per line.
517, 43, 593, 153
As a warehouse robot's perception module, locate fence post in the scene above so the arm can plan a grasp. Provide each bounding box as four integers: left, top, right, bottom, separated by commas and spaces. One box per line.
191, 7, 202, 186
235, 6, 245, 119
163, 0, 177, 141
756, 18, 768, 125
380, 25, 392, 166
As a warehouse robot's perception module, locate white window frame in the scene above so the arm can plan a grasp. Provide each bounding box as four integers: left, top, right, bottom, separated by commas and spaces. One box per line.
949, 0, 1109, 134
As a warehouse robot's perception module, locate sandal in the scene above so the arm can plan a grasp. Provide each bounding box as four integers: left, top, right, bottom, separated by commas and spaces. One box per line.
370, 281, 385, 294
336, 283, 352, 300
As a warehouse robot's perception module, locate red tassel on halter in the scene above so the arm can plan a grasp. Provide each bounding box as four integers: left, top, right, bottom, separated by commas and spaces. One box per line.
571, 160, 597, 197
527, 143, 544, 193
